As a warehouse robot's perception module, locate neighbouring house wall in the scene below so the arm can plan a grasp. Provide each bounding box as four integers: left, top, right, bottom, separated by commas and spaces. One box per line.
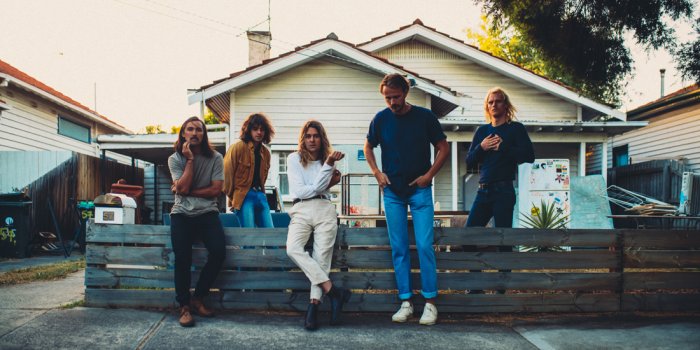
611, 104, 700, 172
0, 151, 72, 192
374, 40, 579, 122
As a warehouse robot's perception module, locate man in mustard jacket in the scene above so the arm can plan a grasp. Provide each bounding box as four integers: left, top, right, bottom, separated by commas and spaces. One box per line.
223, 113, 275, 227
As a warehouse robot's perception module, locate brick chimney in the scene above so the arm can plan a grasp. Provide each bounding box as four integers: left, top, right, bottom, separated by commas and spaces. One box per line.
247, 31, 271, 67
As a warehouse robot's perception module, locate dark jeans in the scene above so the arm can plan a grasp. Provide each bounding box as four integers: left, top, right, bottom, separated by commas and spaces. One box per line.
170, 211, 226, 307
465, 182, 516, 294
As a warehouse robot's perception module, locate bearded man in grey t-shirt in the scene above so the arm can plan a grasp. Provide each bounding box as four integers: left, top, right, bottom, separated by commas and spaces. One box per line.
168, 116, 225, 327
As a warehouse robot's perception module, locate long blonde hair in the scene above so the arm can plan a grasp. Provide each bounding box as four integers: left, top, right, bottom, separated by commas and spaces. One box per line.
483, 87, 517, 123
297, 120, 333, 167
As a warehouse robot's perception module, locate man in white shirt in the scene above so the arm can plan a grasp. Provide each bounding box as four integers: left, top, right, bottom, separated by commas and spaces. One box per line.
285, 120, 350, 331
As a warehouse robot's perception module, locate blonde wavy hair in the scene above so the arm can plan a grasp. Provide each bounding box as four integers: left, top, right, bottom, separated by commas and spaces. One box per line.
297, 120, 333, 167
483, 87, 517, 123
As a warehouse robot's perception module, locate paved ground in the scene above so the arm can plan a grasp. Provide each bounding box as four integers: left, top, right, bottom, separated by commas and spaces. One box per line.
1, 256, 699, 349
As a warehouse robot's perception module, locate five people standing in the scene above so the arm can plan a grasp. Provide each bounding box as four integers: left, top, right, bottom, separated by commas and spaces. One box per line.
167, 80, 533, 328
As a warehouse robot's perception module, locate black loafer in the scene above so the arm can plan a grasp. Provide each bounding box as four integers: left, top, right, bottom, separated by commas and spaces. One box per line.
329, 287, 352, 325
304, 303, 318, 331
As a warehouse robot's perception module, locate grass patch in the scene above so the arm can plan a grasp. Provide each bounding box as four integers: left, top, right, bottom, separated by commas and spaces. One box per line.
60, 299, 86, 309
0, 259, 86, 286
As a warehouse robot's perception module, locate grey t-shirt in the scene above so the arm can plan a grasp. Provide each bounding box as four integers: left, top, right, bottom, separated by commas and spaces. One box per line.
168, 151, 224, 217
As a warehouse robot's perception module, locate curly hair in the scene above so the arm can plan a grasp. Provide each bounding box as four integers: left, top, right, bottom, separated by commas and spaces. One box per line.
297, 120, 332, 167
239, 112, 275, 144
483, 87, 517, 124
174, 116, 214, 157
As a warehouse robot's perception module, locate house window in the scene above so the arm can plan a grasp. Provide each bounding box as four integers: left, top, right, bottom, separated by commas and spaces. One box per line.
613, 145, 629, 167
58, 116, 91, 143
278, 151, 291, 196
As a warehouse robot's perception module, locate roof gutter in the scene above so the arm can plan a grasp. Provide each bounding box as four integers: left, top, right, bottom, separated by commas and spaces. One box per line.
627, 89, 700, 121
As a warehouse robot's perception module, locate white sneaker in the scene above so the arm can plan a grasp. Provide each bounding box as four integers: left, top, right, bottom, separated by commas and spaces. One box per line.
391, 301, 413, 323
419, 303, 438, 325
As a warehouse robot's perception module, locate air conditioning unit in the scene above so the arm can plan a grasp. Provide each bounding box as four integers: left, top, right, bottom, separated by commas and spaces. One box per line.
679, 172, 700, 215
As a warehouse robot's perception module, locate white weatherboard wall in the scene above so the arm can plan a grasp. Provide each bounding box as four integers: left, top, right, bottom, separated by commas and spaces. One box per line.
0, 97, 98, 155
611, 105, 700, 171
374, 40, 578, 121
231, 58, 427, 146
0, 151, 72, 192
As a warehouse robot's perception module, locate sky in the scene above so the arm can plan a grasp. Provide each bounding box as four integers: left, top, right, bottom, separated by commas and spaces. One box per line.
1, 0, 697, 132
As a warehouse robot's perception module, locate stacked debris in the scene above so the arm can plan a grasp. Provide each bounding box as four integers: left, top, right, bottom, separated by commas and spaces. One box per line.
602, 185, 678, 216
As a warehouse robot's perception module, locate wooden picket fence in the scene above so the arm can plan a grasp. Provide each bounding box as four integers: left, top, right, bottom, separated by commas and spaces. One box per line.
85, 223, 700, 313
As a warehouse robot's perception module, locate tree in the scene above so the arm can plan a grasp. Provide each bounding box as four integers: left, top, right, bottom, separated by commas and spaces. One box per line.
144, 124, 166, 134
476, 0, 696, 105
467, 15, 582, 100
676, 18, 700, 83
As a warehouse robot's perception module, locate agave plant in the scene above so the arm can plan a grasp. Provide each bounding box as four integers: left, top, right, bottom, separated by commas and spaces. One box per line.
519, 200, 570, 252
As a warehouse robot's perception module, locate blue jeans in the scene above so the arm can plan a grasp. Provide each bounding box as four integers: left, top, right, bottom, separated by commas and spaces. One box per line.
236, 188, 274, 228
466, 183, 516, 229
383, 186, 437, 300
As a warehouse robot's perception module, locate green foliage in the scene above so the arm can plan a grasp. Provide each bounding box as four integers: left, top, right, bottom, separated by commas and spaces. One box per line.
203, 109, 219, 125
675, 18, 700, 83
519, 200, 569, 253
144, 125, 166, 134
477, 0, 696, 106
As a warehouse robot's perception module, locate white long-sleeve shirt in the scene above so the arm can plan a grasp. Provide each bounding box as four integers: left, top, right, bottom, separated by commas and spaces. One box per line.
287, 152, 334, 200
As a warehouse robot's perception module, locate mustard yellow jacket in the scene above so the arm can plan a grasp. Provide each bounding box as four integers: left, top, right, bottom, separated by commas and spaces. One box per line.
223, 140, 271, 210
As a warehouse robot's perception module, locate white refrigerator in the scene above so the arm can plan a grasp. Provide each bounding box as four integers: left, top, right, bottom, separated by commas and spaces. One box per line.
517, 159, 571, 229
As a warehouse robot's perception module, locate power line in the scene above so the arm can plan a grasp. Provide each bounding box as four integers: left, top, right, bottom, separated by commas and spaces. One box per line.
112, 0, 462, 98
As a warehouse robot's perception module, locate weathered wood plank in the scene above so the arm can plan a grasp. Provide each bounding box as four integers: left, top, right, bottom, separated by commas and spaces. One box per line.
85, 289, 619, 312
86, 245, 298, 268
335, 250, 617, 270
87, 244, 618, 270
622, 294, 700, 312
622, 229, 700, 249
339, 227, 618, 246
624, 272, 700, 290
624, 250, 700, 268
85, 267, 618, 291
88, 223, 289, 246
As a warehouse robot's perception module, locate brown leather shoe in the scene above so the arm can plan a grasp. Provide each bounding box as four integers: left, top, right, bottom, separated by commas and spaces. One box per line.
179, 306, 195, 327
190, 297, 215, 317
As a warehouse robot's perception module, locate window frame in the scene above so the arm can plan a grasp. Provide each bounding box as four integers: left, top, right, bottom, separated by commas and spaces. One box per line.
57, 115, 91, 144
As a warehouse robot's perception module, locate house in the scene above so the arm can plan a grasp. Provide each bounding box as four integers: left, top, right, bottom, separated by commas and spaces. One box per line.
601, 83, 700, 171
188, 20, 645, 212
0, 59, 130, 153
0, 59, 132, 193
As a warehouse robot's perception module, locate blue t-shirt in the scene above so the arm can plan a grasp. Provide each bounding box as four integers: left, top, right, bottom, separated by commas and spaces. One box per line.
466, 121, 534, 184
367, 106, 446, 198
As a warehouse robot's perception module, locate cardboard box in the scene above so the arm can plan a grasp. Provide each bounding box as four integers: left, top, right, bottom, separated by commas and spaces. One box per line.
95, 206, 135, 224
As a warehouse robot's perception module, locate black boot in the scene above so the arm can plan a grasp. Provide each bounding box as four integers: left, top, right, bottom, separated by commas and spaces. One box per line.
304, 303, 318, 331
327, 286, 352, 325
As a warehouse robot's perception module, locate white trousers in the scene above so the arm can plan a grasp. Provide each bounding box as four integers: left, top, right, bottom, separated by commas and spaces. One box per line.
285, 199, 338, 301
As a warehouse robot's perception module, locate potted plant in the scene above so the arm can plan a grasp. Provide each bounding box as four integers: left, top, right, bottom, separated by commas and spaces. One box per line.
519, 200, 570, 252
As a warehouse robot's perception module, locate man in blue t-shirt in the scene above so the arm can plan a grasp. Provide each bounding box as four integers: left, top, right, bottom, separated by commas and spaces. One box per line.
364, 73, 449, 326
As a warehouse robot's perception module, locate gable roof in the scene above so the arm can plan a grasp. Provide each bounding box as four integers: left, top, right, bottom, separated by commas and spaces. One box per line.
188, 34, 462, 122
627, 83, 700, 121
357, 19, 625, 121
0, 59, 131, 134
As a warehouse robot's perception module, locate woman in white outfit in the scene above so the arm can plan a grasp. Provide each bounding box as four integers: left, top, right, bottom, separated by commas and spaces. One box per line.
285, 120, 351, 331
